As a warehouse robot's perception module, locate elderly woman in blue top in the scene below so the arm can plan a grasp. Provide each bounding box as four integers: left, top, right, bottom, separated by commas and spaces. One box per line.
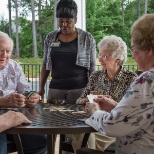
0, 31, 47, 154
38, 0, 96, 104
80, 14, 154, 154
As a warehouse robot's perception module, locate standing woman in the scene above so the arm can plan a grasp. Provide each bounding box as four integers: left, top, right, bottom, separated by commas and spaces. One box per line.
38, 0, 96, 104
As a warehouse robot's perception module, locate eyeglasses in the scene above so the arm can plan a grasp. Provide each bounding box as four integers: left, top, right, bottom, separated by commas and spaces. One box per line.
0, 49, 11, 55
130, 47, 136, 53
98, 54, 111, 59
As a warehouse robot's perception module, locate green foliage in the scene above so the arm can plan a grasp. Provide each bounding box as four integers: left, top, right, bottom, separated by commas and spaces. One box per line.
1, 0, 154, 59
0, 17, 9, 33
14, 57, 42, 64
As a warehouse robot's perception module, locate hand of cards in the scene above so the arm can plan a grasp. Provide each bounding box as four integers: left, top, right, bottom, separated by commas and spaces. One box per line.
23, 91, 37, 99
87, 94, 97, 103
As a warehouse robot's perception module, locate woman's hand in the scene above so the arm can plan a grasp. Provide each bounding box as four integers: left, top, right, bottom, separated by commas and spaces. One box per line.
25, 93, 40, 107
38, 89, 45, 103
94, 95, 117, 112
78, 98, 89, 104
85, 102, 100, 115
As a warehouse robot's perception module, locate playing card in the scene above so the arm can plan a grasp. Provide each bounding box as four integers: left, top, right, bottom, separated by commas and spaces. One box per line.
87, 94, 97, 103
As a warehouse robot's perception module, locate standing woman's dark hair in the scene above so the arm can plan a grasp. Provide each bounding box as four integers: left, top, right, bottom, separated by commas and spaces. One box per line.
56, 0, 77, 18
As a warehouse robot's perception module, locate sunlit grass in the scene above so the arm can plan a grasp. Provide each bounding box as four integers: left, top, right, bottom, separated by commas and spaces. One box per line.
14, 58, 43, 64
13, 57, 137, 77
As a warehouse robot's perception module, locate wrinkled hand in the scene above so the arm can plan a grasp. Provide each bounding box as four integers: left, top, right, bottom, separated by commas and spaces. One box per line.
25, 93, 40, 107
7, 93, 26, 108
94, 95, 117, 112
85, 102, 100, 115
0, 111, 32, 132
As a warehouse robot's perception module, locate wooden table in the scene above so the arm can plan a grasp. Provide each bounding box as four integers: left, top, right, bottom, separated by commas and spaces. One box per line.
0, 103, 96, 154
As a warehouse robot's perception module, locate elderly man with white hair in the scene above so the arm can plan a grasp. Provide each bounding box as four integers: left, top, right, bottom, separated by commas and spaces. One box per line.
0, 31, 47, 154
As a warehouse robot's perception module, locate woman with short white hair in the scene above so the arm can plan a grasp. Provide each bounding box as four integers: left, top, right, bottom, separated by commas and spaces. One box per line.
80, 14, 154, 154
76, 35, 137, 152
77, 35, 136, 105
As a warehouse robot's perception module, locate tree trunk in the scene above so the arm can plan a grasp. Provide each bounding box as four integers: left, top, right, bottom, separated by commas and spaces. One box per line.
121, 0, 124, 25
31, 0, 38, 58
144, 0, 148, 14
15, 0, 19, 58
54, 0, 58, 30
8, 0, 12, 38
38, 0, 43, 49
137, 0, 141, 18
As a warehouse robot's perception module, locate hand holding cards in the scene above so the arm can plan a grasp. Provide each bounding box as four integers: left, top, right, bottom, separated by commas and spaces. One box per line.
23, 91, 37, 99
87, 94, 98, 103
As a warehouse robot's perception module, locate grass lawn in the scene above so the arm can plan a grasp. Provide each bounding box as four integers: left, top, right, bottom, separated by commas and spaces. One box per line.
12, 57, 137, 78
14, 58, 43, 64
13, 56, 136, 65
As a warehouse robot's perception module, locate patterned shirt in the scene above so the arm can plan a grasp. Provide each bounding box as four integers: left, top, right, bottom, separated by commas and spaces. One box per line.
0, 59, 30, 96
43, 28, 96, 75
77, 67, 137, 103
86, 68, 154, 154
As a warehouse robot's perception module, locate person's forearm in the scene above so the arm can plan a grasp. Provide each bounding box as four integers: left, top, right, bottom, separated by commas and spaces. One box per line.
0, 115, 9, 132
39, 64, 50, 89
0, 96, 10, 108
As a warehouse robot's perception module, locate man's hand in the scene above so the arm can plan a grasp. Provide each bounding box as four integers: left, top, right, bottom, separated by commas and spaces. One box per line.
25, 93, 40, 107
7, 93, 26, 108
0, 111, 32, 132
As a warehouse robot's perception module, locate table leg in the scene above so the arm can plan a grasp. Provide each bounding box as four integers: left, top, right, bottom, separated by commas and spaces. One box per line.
81, 133, 90, 148
47, 135, 56, 154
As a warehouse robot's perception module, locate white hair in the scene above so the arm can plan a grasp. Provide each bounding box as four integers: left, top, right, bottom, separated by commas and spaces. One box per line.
97, 35, 127, 65
0, 31, 14, 52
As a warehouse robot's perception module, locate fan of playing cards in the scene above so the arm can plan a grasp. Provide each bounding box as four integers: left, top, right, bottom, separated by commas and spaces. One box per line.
87, 94, 97, 103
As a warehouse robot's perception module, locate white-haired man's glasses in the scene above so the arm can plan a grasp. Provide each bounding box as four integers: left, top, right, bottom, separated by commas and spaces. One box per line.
0, 49, 11, 55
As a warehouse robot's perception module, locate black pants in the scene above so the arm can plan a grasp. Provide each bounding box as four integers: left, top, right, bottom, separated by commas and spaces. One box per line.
7, 134, 47, 154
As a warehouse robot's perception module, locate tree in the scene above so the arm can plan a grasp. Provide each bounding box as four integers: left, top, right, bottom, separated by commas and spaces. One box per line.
144, 0, 148, 14
0, 17, 9, 33
137, 0, 141, 17
15, 0, 20, 58
31, 0, 38, 58
8, 0, 12, 38
122, 0, 125, 25
38, 0, 43, 49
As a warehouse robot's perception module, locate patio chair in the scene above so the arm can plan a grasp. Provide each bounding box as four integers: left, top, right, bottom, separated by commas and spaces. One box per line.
59, 133, 91, 154
76, 147, 115, 154
7, 134, 24, 154
7, 141, 17, 153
